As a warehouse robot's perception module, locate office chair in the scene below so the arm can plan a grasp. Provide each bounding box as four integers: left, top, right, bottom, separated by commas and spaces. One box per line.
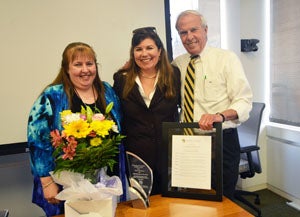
0, 209, 9, 217
234, 102, 265, 217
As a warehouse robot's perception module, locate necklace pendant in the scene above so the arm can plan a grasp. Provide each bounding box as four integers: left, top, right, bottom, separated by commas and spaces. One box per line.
140, 72, 157, 79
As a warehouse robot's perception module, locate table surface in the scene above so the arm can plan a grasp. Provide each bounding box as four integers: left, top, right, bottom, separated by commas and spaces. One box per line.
53, 194, 254, 217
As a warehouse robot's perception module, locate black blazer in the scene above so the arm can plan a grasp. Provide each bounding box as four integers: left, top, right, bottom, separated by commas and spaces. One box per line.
113, 66, 181, 194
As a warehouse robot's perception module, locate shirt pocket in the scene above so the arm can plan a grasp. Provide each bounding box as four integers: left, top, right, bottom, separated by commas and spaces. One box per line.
203, 77, 224, 102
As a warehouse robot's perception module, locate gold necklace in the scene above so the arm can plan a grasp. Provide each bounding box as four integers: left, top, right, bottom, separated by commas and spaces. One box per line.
140, 72, 157, 79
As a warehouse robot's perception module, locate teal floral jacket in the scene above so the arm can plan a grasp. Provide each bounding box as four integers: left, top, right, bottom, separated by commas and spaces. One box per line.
27, 82, 125, 216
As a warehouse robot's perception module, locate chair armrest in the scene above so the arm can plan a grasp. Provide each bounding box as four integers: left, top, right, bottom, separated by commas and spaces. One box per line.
240, 145, 260, 153
239, 145, 260, 178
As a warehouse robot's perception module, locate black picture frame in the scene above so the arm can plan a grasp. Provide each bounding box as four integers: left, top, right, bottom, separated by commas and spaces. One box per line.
161, 122, 223, 201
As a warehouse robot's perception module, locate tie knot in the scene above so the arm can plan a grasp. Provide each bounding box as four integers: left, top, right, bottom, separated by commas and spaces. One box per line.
189, 55, 198, 65
191, 55, 199, 60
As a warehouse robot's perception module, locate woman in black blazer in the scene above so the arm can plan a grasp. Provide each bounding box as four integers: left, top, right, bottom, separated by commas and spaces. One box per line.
113, 27, 181, 195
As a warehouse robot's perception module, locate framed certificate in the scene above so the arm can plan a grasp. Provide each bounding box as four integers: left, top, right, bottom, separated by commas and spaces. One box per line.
161, 122, 223, 201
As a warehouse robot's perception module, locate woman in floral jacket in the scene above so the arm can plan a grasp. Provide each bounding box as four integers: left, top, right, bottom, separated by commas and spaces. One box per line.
27, 42, 126, 217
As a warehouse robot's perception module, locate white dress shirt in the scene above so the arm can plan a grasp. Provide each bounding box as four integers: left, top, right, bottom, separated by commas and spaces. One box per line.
172, 45, 253, 129
135, 72, 159, 108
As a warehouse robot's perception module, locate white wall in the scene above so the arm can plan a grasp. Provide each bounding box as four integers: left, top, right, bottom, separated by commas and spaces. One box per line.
267, 125, 300, 205
0, 0, 166, 145
237, 0, 268, 191
221, 0, 240, 53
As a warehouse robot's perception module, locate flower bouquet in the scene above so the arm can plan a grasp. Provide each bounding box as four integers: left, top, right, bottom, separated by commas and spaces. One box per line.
50, 102, 124, 217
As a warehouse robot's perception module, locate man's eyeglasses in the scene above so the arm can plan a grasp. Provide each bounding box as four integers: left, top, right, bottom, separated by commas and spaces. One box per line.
132, 26, 157, 34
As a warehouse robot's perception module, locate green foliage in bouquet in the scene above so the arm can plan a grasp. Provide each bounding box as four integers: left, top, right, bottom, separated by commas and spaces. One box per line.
50, 102, 124, 177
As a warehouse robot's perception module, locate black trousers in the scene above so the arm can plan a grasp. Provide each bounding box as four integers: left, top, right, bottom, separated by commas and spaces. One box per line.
222, 128, 240, 200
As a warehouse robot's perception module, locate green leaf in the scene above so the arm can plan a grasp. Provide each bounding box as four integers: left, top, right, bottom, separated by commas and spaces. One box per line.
80, 105, 86, 114
105, 102, 114, 115
86, 106, 93, 122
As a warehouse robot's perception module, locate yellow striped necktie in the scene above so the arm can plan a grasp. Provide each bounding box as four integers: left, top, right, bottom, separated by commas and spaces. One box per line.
183, 55, 198, 134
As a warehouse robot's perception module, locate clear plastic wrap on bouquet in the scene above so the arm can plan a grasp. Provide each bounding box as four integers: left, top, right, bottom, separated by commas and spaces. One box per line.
50, 168, 123, 201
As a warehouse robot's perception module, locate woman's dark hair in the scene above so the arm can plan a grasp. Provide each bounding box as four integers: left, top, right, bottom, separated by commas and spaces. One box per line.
118, 27, 176, 99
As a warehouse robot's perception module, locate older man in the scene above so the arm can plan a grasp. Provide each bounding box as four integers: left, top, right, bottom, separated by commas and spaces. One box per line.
172, 10, 253, 199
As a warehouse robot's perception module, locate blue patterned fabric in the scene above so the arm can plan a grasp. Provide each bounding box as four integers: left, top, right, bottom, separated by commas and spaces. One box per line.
27, 82, 127, 216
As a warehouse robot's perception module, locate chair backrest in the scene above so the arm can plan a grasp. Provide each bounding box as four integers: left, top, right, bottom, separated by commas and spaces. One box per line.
238, 102, 265, 174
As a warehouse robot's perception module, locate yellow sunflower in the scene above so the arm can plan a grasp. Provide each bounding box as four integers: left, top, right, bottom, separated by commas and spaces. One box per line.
90, 120, 114, 137
63, 119, 90, 138
90, 137, 102, 147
